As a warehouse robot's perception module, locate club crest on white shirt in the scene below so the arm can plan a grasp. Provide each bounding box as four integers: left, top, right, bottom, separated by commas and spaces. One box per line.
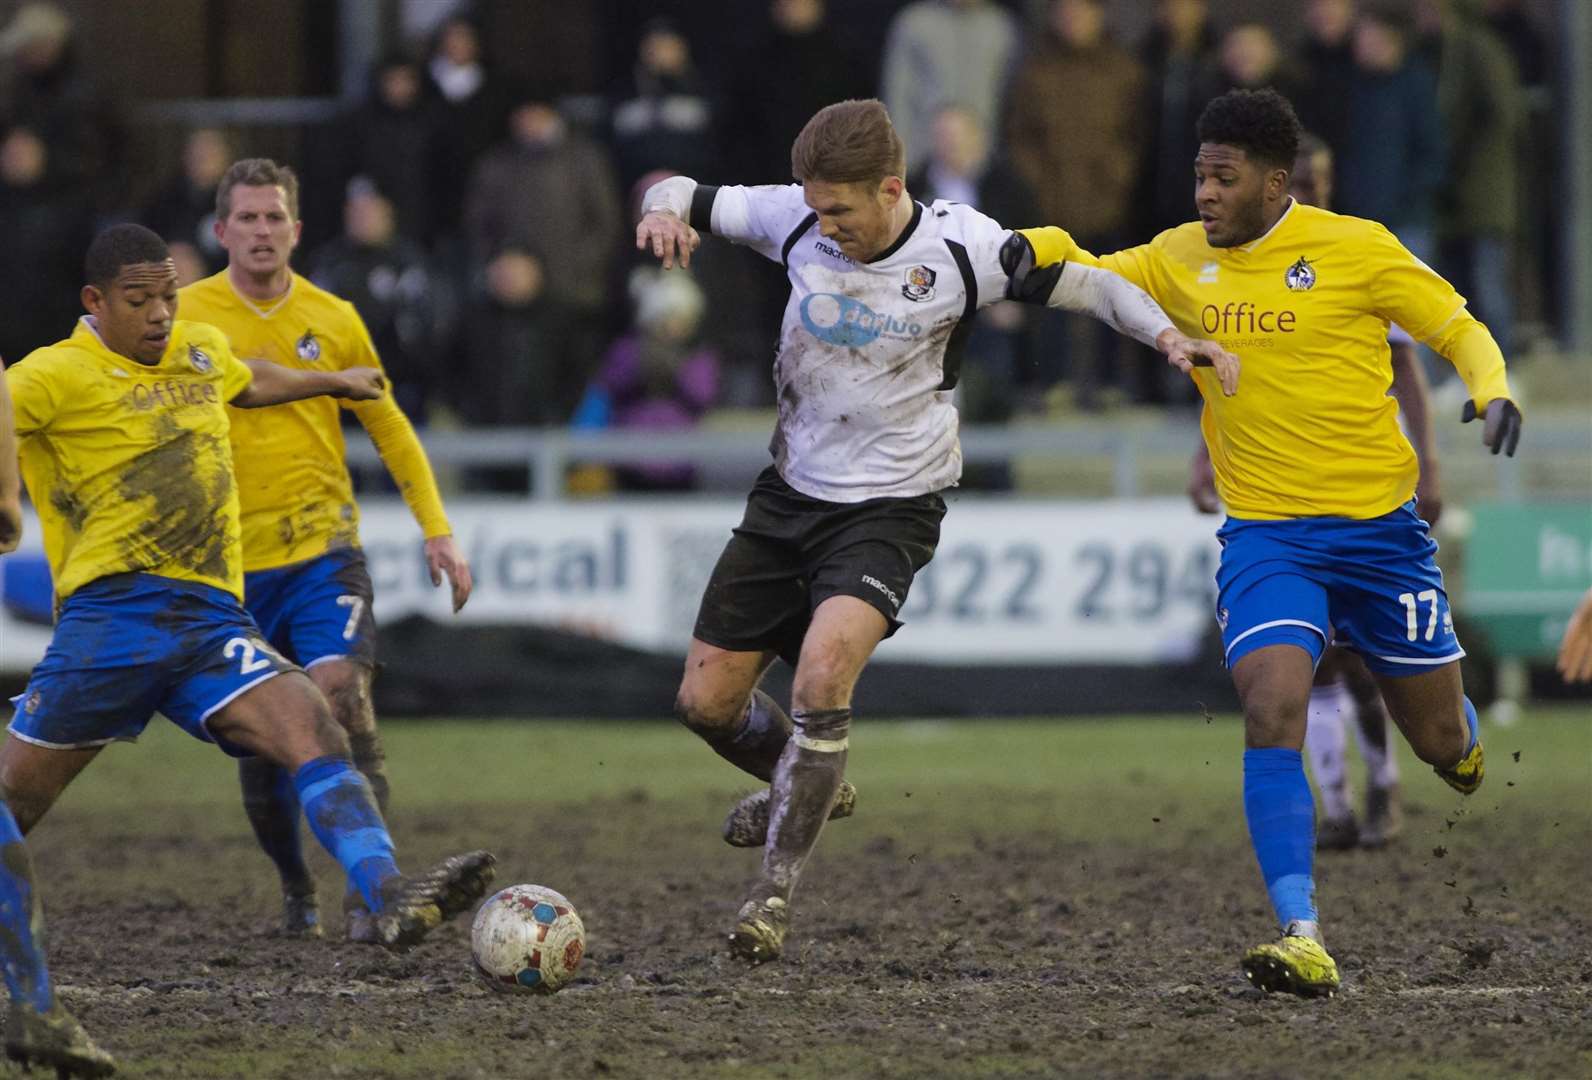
901, 264, 937, 302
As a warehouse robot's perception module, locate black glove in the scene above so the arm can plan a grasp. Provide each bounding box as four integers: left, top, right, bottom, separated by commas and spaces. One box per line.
1461, 398, 1522, 457
1000, 232, 1063, 305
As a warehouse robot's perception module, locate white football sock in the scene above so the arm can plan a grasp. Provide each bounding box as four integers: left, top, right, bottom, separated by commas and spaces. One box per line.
1305, 680, 1355, 819
1352, 704, 1400, 789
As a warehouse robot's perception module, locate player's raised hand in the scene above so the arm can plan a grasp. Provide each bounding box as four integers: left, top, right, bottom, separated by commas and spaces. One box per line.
336, 367, 387, 401
1158, 329, 1240, 396
636, 210, 700, 270
1556, 587, 1592, 683
1461, 398, 1522, 456
426, 534, 473, 613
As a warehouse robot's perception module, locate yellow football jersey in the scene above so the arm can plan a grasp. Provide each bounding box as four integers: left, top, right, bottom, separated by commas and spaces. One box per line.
1025, 202, 1512, 519
7, 318, 254, 602
178, 271, 449, 572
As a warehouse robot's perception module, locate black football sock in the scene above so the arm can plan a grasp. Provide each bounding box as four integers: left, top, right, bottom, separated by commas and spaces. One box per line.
239, 756, 313, 896
683, 689, 794, 782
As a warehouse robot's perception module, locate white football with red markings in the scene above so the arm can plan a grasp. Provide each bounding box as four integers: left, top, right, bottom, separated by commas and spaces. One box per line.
470, 883, 586, 995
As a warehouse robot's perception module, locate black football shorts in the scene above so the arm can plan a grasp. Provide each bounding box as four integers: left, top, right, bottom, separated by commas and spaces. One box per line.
692, 466, 946, 664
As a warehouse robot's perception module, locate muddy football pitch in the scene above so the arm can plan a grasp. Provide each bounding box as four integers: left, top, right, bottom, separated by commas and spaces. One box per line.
25, 709, 1591, 1079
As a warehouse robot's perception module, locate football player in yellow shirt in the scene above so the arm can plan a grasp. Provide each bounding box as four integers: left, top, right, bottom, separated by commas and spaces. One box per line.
1012, 89, 1521, 998
1, 227, 495, 1018
1189, 133, 1438, 853
0, 356, 112, 1076
178, 159, 472, 942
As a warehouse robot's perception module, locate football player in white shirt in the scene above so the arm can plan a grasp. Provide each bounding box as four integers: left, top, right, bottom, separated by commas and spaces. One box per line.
637, 99, 1238, 962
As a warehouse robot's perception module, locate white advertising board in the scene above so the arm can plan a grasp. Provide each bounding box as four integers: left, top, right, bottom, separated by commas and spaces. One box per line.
0, 498, 1224, 671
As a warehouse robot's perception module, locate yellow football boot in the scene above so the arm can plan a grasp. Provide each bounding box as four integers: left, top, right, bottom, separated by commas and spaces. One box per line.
728, 894, 789, 963
1435, 738, 1484, 795
1241, 931, 1340, 998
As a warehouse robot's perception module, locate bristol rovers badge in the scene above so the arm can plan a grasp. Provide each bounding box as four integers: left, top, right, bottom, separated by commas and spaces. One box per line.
1284, 256, 1317, 291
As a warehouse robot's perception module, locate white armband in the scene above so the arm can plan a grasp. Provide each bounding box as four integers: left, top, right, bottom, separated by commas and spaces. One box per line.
640, 175, 697, 223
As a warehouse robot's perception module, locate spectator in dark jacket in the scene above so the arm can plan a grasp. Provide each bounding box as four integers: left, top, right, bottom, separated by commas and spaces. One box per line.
309, 178, 453, 420
1294, 0, 1359, 154
343, 55, 443, 245
1006, 0, 1147, 406
0, 125, 91, 361
0, 2, 122, 210
1482, 0, 1554, 339
728, 0, 871, 184
426, 16, 506, 237
462, 88, 621, 425
609, 18, 718, 196
1416, 0, 1520, 351
143, 127, 231, 280
1334, 2, 1445, 262
1137, 0, 1217, 239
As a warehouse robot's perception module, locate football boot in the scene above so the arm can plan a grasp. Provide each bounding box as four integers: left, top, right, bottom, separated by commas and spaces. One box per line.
728, 893, 790, 963
1241, 923, 1340, 998
376, 850, 496, 951
722, 782, 857, 848
4, 1001, 116, 1078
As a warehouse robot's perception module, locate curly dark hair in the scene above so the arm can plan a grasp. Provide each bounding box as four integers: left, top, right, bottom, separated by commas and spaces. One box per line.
84, 223, 170, 287
1196, 89, 1302, 171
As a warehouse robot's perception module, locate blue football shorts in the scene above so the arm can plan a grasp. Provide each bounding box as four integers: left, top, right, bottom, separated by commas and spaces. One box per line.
9, 573, 299, 754
244, 549, 377, 670
1215, 500, 1464, 676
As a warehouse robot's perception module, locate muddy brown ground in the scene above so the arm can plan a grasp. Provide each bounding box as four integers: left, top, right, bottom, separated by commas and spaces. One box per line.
18, 716, 1592, 1079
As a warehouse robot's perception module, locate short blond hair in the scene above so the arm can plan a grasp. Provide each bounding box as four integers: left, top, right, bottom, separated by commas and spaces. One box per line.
790, 99, 905, 186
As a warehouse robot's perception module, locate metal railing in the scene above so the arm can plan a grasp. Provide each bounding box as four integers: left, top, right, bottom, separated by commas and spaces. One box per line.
344, 416, 1592, 503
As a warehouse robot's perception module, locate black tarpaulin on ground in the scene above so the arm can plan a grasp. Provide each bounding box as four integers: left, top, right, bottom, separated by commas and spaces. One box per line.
372, 616, 1244, 718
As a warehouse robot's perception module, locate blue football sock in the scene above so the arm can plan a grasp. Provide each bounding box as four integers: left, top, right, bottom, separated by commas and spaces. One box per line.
1461, 695, 1480, 754
1243, 748, 1318, 931
0, 803, 53, 1012
239, 757, 311, 893
293, 757, 400, 912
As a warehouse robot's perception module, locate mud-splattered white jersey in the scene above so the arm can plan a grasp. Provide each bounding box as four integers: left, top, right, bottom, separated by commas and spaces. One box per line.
701, 184, 1012, 503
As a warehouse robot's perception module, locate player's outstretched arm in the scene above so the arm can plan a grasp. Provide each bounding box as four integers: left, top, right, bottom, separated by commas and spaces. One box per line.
232, 359, 386, 408
0, 362, 22, 553
1370, 223, 1520, 456
1001, 231, 1240, 396
636, 174, 702, 270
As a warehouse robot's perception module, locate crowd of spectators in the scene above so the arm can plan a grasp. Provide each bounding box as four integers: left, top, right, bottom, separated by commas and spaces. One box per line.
0, 0, 1563, 462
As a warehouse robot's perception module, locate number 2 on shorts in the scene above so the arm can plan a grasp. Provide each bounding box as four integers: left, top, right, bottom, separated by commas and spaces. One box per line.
1398, 589, 1440, 642
224, 636, 274, 675
336, 595, 365, 641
